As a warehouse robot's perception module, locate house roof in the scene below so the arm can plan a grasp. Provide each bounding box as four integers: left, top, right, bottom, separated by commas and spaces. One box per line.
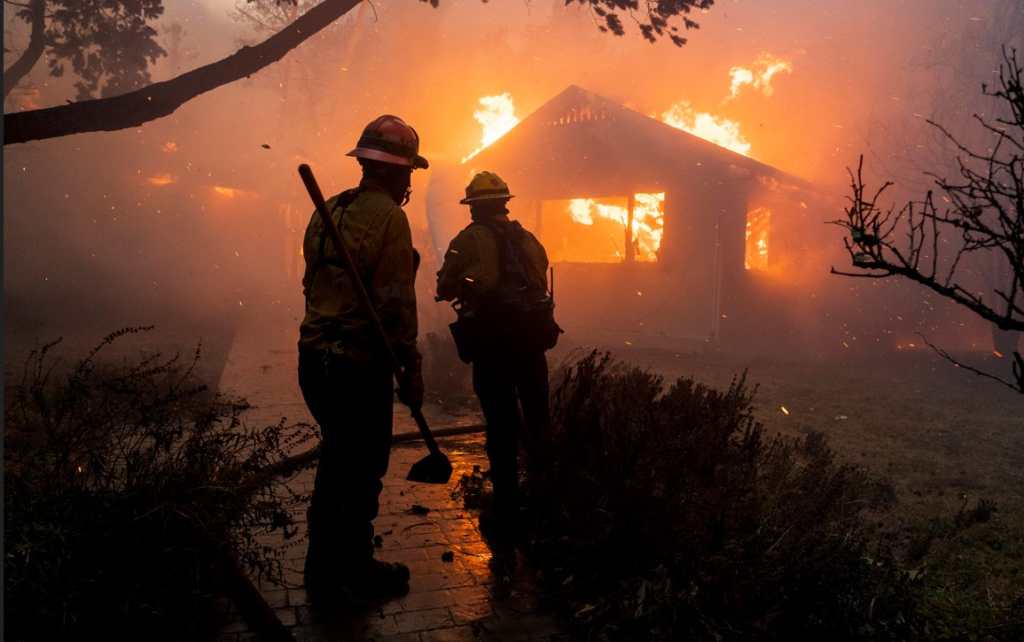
463, 85, 807, 200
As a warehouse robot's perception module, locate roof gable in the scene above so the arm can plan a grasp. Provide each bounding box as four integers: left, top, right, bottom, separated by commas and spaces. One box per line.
465, 85, 802, 199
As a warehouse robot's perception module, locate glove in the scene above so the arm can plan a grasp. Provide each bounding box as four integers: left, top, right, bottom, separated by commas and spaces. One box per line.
396, 351, 424, 411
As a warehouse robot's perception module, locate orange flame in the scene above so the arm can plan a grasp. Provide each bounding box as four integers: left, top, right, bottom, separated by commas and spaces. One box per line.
212, 185, 238, 198
567, 193, 665, 261
745, 207, 771, 270
462, 93, 520, 163
147, 173, 176, 186
729, 54, 793, 99
660, 101, 751, 156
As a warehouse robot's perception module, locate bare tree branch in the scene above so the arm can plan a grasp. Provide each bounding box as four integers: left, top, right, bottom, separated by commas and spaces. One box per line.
3, 0, 361, 145
917, 333, 1023, 394
832, 46, 1024, 393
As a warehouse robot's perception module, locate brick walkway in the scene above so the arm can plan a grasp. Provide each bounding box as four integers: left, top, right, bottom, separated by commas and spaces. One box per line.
216, 436, 569, 642
215, 321, 570, 642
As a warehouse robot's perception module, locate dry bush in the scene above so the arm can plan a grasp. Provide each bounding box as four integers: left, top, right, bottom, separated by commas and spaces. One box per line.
522, 351, 919, 641
4, 327, 315, 642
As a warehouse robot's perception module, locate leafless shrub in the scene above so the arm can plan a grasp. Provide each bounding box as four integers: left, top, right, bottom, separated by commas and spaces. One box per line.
4, 327, 316, 641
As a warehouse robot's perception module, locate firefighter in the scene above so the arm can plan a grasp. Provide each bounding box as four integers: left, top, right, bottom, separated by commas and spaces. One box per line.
436, 171, 561, 542
298, 115, 427, 600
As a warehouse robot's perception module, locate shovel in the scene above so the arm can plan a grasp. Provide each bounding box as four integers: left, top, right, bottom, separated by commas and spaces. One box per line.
298, 164, 453, 485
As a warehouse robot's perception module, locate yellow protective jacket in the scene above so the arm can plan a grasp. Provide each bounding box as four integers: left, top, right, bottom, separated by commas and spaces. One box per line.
299, 185, 418, 363
436, 215, 549, 308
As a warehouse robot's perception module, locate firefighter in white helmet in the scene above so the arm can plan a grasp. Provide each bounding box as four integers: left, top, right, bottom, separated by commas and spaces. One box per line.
299, 114, 427, 601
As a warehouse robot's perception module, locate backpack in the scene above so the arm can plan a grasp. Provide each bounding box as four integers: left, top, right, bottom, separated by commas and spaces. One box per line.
449, 220, 562, 362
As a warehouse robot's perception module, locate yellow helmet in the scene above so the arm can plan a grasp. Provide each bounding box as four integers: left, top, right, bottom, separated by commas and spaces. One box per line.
459, 171, 514, 204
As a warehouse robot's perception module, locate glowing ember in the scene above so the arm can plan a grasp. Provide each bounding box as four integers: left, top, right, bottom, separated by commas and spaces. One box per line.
745, 207, 771, 270
462, 93, 520, 163
147, 174, 176, 186
566, 193, 665, 262
993, 350, 1005, 358
729, 53, 793, 99
212, 185, 239, 198
661, 101, 751, 156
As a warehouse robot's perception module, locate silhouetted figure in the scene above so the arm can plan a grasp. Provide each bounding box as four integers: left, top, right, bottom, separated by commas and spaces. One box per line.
298, 115, 427, 601
436, 171, 561, 542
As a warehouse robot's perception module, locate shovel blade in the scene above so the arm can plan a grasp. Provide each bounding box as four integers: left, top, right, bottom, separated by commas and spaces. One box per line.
407, 452, 453, 484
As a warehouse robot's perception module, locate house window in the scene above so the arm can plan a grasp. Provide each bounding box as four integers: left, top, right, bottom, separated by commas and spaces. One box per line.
745, 207, 771, 270
540, 193, 665, 263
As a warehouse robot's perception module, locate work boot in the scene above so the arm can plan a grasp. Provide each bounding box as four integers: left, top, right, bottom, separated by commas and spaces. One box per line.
478, 508, 512, 542
308, 558, 410, 608
362, 558, 411, 591
342, 558, 411, 602
479, 490, 520, 543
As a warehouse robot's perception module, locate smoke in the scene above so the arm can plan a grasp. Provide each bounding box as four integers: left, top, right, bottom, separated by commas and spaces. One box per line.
4, 0, 1018, 370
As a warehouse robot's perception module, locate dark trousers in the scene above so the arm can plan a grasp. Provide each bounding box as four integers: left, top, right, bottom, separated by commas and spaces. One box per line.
298, 349, 393, 574
472, 350, 549, 517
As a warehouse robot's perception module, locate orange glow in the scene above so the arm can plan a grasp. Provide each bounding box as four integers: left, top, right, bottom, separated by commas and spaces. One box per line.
548, 193, 664, 263
212, 185, 239, 198
632, 193, 665, 261
462, 93, 520, 163
745, 207, 771, 270
661, 101, 751, 156
147, 173, 176, 186
162, 141, 178, 153
729, 53, 793, 99
15, 86, 42, 111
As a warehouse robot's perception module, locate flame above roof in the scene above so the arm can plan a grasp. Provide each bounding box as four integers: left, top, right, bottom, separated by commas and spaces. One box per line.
463, 85, 807, 200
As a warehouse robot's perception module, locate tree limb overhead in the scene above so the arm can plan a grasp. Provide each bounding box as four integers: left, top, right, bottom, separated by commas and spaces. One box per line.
3, 0, 361, 145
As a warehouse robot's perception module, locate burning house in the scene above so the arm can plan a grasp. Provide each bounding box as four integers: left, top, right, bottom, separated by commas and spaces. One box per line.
427, 85, 823, 349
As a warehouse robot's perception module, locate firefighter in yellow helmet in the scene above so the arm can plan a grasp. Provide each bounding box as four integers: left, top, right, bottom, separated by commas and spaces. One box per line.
436, 171, 561, 545
299, 114, 427, 601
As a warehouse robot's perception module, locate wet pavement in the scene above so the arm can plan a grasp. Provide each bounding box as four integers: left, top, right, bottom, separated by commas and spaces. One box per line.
214, 322, 570, 641
215, 436, 569, 642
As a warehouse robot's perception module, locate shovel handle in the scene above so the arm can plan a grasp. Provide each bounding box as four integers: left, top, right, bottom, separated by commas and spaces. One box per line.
299, 164, 402, 374
298, 164, 442, 458
412, 408, 442, 456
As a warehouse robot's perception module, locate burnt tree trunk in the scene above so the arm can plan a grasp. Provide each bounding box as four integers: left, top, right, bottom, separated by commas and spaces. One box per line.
4, 0, 360, 145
